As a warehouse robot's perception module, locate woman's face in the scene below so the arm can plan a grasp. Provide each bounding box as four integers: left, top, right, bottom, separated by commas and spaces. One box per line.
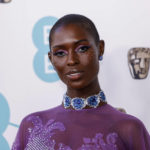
49, 24, 103, 89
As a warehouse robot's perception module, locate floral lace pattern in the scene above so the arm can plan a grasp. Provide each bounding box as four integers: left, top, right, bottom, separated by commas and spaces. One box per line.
78, 132, 118, 150
25, 116, 70, 150
12, 116, 118, 150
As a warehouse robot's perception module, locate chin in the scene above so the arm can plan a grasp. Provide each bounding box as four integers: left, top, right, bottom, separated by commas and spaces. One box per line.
66, 80, 92, 90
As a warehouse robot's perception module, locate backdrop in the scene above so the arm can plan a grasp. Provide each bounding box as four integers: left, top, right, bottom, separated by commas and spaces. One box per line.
0, 0, 150, 149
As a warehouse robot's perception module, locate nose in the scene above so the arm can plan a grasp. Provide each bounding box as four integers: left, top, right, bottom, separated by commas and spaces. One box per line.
140, 59, 145, 68
67, 50, 79, 66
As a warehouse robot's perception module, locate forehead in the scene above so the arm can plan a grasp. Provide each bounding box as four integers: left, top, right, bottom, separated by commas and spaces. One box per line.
136, 51, 150, 58
129, 49, 150, 59
51, 24, 94, 46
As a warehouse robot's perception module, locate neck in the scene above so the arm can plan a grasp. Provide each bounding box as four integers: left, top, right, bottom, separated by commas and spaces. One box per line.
66, 77, 101, 98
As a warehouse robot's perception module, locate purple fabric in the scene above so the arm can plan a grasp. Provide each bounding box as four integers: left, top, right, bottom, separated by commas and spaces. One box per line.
12, 104, 150, 150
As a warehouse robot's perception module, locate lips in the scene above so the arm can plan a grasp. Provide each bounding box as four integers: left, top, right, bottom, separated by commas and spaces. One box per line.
66, 70, 84, 80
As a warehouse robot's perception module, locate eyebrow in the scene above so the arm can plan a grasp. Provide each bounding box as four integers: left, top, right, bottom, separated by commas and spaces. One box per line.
74, 39, 88, 45
52, 39, 88, 49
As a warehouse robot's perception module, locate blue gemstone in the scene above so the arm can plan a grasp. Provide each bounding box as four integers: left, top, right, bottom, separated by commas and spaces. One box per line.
64, 96, 71, 107
72, 98, 84, 110
87, 96, 98, 107
99, 91, 106, 101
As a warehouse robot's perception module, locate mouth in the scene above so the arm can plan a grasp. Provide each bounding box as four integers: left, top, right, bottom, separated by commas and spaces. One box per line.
66, 70, 84, 80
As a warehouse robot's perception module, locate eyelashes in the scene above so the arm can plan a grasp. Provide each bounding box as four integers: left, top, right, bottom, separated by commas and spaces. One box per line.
53, 50, 68, 57
75, 45, 91, 53
53, 45, 91, 57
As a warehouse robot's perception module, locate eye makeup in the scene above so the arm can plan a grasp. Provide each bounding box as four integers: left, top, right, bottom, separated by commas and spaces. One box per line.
53, 50, 68, 57
52, 45, 91, 57
75, 45, 91, 53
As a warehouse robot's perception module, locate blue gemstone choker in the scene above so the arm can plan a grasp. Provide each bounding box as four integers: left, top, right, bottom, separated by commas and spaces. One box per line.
63, 91, 107, 110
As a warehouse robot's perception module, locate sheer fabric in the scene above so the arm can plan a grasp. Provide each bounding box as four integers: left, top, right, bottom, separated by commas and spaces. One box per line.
12, 104, 150, 150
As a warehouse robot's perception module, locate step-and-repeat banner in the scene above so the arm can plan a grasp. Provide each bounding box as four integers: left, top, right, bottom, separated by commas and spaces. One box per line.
0, 0, 150, 149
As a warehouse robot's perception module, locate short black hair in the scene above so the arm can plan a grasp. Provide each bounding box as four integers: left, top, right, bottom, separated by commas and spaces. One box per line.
49, 14, 100, 48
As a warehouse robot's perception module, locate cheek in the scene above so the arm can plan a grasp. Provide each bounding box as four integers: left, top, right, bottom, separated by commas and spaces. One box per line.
145, 61, 150, 68
52, 58, 66, 75
80, 52, 99, 72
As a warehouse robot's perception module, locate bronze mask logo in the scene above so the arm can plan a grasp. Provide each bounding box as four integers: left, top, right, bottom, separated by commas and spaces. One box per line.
128, 48, 150, 79
0, 0, 11, 3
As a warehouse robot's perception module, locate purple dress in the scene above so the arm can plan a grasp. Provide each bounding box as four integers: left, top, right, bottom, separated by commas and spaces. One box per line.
12, 104, 150, 150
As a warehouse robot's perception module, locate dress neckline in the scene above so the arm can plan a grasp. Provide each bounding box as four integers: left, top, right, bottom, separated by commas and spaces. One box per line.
60, 102, 107, 112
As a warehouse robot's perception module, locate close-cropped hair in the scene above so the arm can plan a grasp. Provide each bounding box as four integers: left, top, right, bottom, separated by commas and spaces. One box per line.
49, 14, 100, 48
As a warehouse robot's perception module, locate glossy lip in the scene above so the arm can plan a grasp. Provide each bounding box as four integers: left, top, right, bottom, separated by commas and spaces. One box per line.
65, 70, 84, 80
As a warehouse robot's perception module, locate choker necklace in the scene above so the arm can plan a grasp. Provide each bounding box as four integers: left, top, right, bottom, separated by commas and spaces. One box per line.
62, 91, 107, 110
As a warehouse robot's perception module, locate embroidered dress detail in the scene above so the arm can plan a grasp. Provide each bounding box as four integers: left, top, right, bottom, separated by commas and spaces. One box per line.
24, 116, 70, 150
12, 141, 19, 150
17, 116, 119, 150
12, 104, 150, 150
78, 133, 118, 150
11, 115, 119, 150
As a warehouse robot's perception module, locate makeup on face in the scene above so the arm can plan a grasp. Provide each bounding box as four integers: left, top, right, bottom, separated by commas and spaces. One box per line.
51, 39, 92, 57
50, 24, 100, 90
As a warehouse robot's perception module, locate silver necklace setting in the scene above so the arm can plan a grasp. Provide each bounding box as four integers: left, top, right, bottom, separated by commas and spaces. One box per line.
63, 90, 107, 110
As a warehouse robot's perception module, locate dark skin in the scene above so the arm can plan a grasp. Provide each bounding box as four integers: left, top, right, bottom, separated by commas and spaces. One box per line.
48, 23, 104, 99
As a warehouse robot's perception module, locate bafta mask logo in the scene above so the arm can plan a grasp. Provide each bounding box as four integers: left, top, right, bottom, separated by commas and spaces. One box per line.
128, 48, 150, 79
0, 0, 11, 3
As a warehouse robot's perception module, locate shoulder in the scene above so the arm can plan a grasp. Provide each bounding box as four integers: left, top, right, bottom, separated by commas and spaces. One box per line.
116, 116, 150, 149
106, 104, 144, 123
115, 114, 145, 134
107, 105, 150, 149
107, 104, 146, 132
106, 104, 149, 136
12, 105, 63, 148
19, 105, 63, 128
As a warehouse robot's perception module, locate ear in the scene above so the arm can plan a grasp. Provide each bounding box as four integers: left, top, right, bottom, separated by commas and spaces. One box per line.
48, 51, 56, 70
48, 51, 52, 62
99, 40, 105, 57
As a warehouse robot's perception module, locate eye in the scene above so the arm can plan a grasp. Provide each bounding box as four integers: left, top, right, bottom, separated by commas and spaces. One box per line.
76, 45, 91, 53
53, 50, 67, 57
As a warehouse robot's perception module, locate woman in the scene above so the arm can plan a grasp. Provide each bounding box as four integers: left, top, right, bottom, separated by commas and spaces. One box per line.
12, 14, 150, 150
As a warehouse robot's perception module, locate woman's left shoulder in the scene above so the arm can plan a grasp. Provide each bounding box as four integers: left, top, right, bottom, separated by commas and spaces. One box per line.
107, 104, 149, 135
107, 104, 146, 126
115, 113, 146, 133
108, 105, 150, 149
